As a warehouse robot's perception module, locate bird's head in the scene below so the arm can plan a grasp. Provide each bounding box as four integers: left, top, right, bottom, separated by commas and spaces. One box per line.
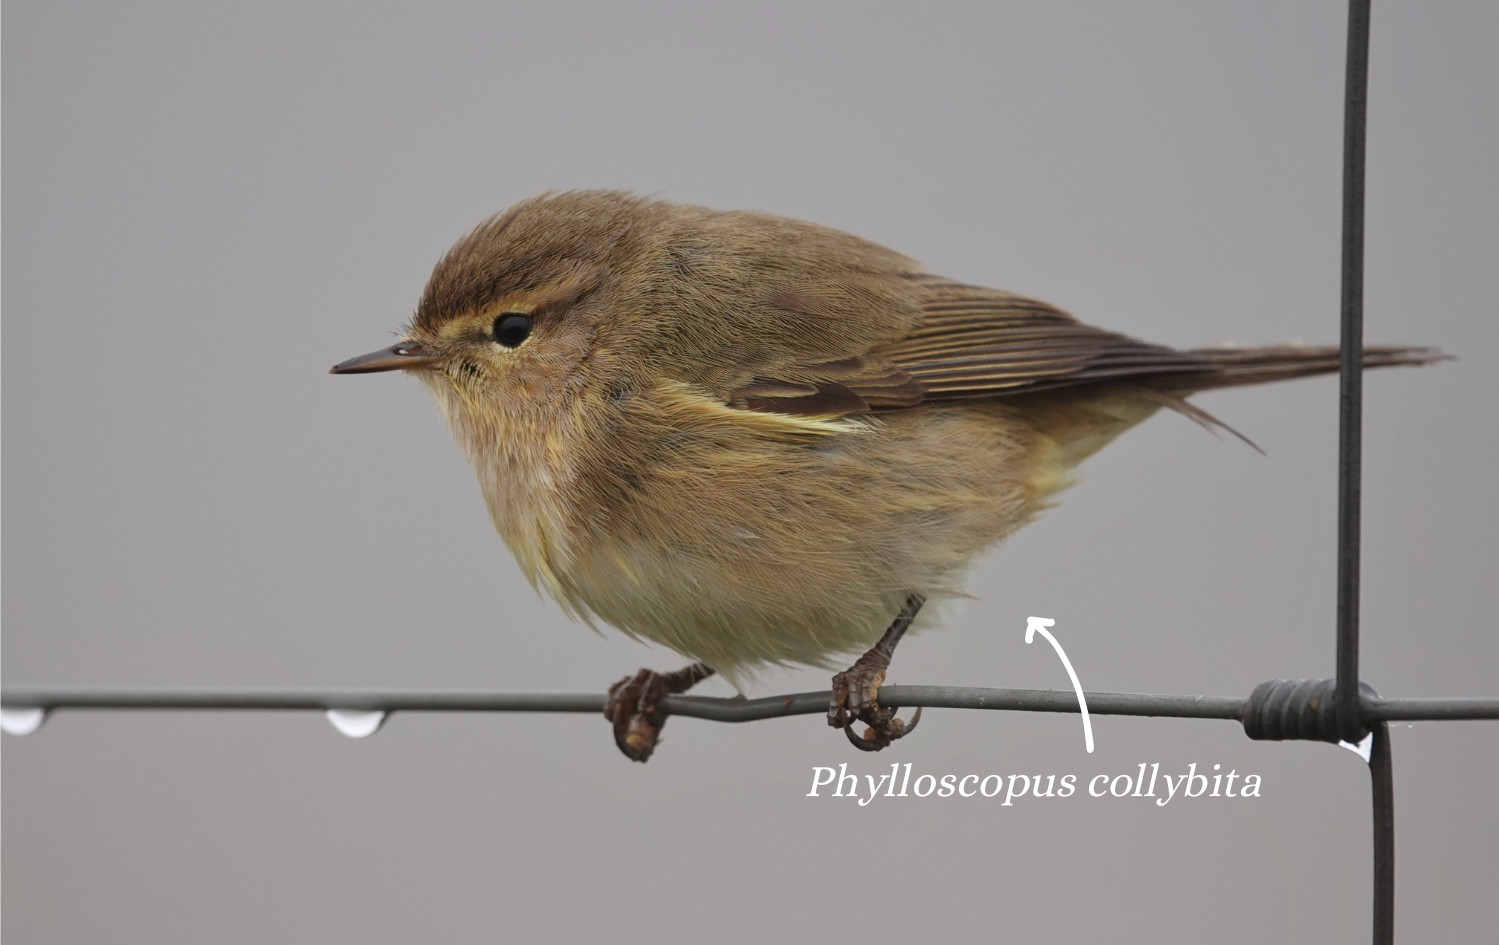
330, 192, 680, 425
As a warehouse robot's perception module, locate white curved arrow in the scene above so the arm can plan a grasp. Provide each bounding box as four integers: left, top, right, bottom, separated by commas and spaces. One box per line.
1025, 616, 1094, 753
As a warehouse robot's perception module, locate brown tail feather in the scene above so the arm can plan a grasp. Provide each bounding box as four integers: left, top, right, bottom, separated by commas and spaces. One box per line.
1165, 344, 1449, 392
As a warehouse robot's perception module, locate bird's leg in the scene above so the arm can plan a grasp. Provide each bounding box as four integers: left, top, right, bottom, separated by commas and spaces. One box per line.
604, 662, 715, 762
827, 595, 925, 751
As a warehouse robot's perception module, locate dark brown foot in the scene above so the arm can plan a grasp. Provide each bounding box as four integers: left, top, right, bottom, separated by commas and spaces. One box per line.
827, 596, 925, 751
604, 662, 714, 762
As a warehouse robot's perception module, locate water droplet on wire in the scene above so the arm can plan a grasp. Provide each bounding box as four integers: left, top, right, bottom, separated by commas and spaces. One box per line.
324, 708, 386, 738
1, 707, 48, 736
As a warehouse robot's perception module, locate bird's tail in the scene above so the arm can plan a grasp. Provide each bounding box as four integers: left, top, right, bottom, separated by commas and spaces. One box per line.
1017, 342, 1446, 468
1128, 343, 1447, 452
1166, 344, 1448, 393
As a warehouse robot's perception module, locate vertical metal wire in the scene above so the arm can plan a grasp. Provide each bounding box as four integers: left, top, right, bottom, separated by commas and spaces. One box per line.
1335, 2, 1393, 942
1337, 0, 1370, 744
1369, 723, 1395, 945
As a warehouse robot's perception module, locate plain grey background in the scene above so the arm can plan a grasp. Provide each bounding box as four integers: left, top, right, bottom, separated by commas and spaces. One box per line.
4, 2, 1495, 942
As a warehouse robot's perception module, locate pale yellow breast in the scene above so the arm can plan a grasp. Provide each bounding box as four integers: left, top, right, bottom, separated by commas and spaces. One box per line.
545, 384, 1058, 685
433, 375, 1151, 688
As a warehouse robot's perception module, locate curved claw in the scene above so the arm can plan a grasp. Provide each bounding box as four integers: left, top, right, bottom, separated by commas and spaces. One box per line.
903, 706, 922, 736
843, 724, 884, 751
840, 704, 923, 752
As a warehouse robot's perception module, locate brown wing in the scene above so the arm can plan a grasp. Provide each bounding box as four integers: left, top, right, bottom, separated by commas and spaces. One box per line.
729, 274, 1210, 416
887, 275, 1211, 399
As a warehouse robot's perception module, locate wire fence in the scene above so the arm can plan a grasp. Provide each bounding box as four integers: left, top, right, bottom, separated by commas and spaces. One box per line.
4, 684, 1497, 723
3, 4, 1492, 942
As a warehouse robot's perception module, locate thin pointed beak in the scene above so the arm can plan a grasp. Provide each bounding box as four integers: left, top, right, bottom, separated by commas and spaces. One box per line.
330, 341, 440, 374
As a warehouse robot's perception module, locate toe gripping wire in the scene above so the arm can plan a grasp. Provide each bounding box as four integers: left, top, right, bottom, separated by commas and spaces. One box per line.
1242, 678, 1394, 945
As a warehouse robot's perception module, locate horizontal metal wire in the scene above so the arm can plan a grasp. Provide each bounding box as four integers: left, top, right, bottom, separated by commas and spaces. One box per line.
4, 685, 1495, 723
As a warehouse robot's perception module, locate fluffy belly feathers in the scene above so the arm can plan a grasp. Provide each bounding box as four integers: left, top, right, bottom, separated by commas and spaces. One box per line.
543, 390, 1062, 683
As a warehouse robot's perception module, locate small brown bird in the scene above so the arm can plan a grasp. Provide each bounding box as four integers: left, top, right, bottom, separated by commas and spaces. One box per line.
333, 190, 1440, 762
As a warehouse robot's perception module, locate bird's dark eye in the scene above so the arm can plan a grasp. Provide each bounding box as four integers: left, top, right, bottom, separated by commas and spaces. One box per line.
492, 313, 533, 347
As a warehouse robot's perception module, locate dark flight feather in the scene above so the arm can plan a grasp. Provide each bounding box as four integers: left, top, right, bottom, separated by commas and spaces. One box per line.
728, 273, 1443, 421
